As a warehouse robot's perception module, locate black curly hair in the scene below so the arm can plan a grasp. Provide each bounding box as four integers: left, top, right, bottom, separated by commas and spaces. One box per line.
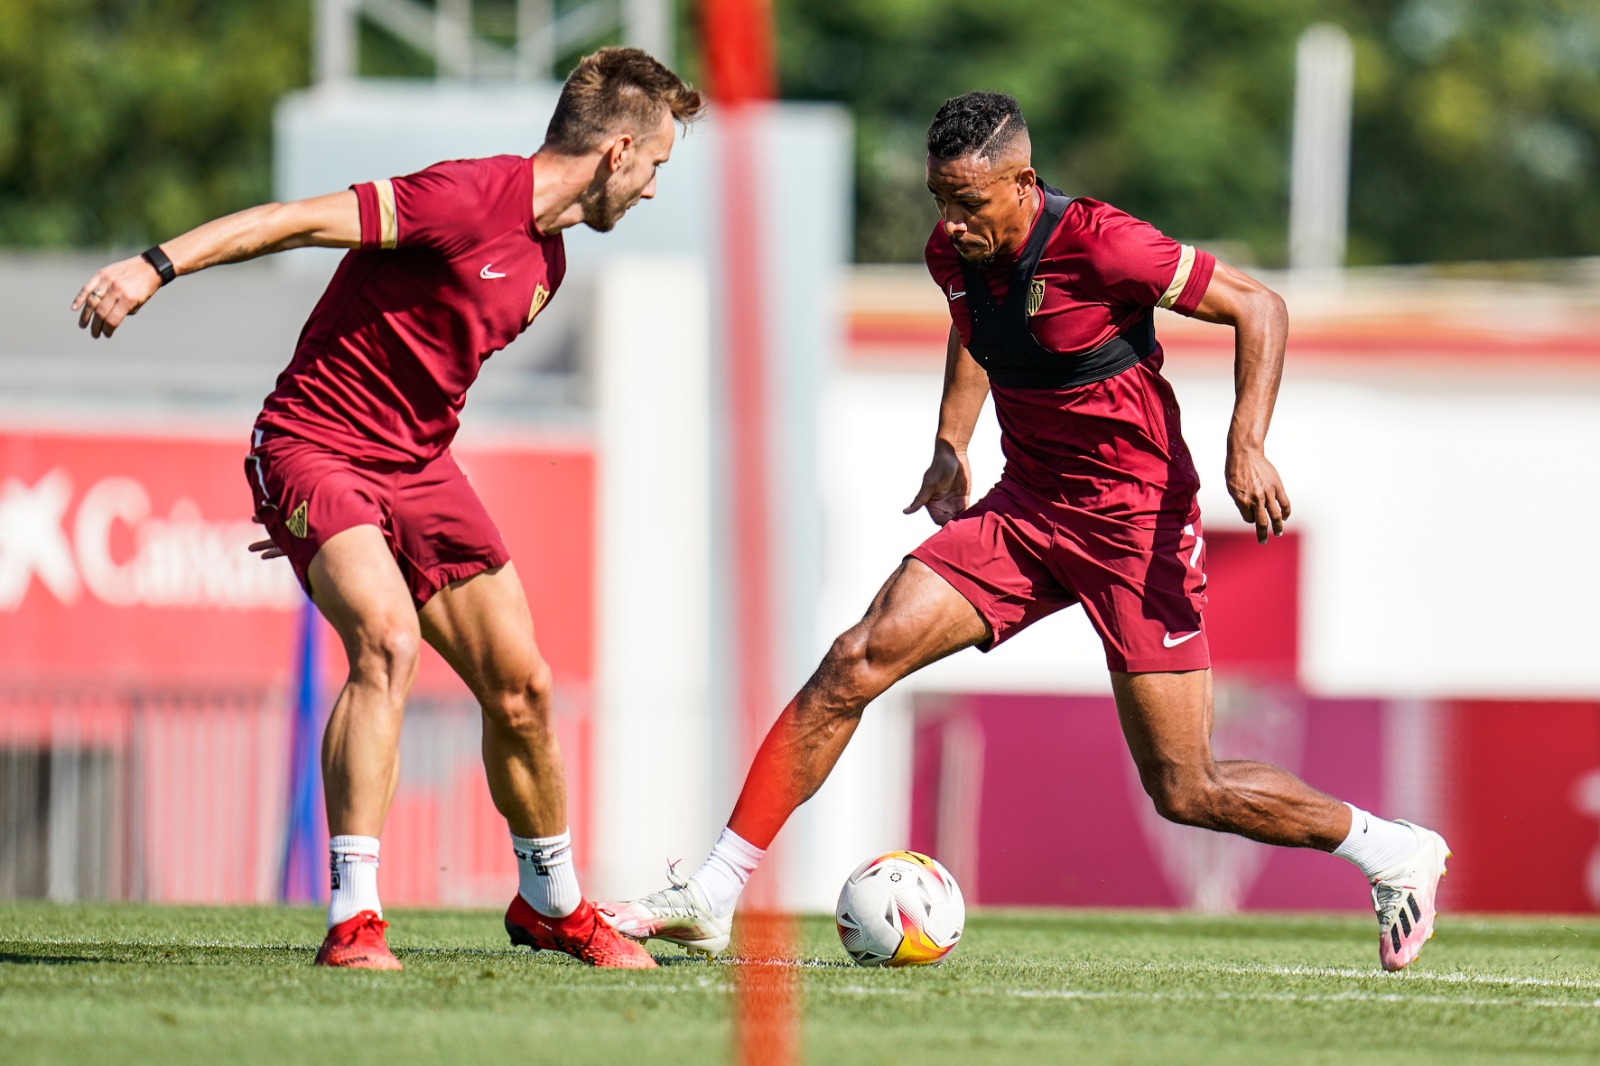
926, 91, 1028, 162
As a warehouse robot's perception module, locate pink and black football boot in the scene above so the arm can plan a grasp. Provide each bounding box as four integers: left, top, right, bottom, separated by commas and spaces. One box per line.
1371, 821, 1452, 972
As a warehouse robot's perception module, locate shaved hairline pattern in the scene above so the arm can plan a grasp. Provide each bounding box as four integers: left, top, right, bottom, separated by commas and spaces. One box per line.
975, 114, 1025, 162
926, 91, 1030, 165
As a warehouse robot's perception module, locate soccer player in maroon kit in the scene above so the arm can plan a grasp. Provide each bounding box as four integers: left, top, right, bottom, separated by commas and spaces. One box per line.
71, 49, 703, 970
607, 92, 1451, 971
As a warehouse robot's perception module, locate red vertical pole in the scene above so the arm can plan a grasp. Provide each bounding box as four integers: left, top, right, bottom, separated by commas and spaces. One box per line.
699, 2, 796, 1064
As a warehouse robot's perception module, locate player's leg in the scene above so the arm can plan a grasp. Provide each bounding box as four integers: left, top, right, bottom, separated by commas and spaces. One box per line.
246, 436, 417, 970
1112, 669, 1349, 846
603, 558, 990, 955
1065, 500, 1449, 971
417, 562, 653, 968
418, 561, 564, 838
305, 524, 423, 971
1113, 669, 1451, 970
313, 526, 422, 838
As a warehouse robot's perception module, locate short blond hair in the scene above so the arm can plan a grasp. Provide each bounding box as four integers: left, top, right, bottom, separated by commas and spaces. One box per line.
544, 47, 705, 154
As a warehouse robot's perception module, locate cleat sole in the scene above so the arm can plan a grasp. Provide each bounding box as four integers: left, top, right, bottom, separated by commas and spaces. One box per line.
661, 937, 726, 958
505, 916, 541, 952
314, 954, 404, 971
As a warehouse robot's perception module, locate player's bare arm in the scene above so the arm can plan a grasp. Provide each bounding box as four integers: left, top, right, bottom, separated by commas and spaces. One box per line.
71, 190, 361, 340
906, 324, 991, 526
1189, 260, 1292, 544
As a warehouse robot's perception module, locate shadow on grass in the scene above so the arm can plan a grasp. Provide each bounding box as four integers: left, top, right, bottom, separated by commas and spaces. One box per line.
0, 952, 110, 966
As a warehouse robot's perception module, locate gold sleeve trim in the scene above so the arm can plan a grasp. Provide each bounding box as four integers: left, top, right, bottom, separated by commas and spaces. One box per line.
527, 283, 551, 324
1158, 244, 1196, 310
374, 179, 398, 249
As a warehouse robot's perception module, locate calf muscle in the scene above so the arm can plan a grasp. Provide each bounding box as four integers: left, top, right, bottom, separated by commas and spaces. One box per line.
1112, 670, 1349, 849
419, 562, 567, 838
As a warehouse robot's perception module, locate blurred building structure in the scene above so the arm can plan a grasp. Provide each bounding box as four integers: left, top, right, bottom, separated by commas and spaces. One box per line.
4, 246, 1599, 913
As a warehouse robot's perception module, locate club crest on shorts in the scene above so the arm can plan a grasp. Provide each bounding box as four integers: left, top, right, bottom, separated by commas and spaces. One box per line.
527, 283, 551, 323
286, 500, 309, 538
1027, 278, 1045, 317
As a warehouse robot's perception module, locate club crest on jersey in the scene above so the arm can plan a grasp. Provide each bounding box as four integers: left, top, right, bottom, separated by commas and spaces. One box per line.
286, 500, 309, 539
527, 283, 551, 323
1027, 278, 1045, 317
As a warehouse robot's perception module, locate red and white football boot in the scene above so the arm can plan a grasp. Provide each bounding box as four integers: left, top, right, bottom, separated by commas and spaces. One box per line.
505, 895, 658, 968
314, 910, 403, 971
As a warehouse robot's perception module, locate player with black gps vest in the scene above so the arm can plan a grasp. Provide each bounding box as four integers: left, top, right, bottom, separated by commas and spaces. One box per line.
604, 91, 1451, 973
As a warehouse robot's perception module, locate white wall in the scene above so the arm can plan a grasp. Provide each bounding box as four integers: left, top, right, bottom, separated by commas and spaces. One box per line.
1174, 367, 1600, 698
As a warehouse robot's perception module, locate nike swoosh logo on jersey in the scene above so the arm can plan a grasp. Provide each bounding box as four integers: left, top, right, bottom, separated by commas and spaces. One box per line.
947, 282, 965, 300
1162, 631, 1202, 648
480, 264, 507, 280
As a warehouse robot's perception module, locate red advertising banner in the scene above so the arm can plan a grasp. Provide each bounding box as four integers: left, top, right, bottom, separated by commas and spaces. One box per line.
0, 426, 597, 905
1438, 699, 1600, 913
0, 427, 595, 691
910, 692, 1600, 915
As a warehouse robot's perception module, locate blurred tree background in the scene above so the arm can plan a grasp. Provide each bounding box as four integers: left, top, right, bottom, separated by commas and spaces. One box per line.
0, 1, 310, 247
781, 0, 1600, 264
1, 0, 1596, 266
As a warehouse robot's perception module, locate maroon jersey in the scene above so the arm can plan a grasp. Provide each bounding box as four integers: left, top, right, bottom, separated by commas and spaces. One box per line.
257, 154, 565, 463
913, 188, 1220, 668
924, 188, 1215, 517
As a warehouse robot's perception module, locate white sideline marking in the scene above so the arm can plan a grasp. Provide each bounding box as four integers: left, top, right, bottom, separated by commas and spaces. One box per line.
1203, 962, 1600, 991
824, 985, 1600, 1011
11, 936, 1600, 1007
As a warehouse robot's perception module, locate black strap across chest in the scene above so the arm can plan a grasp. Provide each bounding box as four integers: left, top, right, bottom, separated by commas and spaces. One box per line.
958, 183, 1155, 389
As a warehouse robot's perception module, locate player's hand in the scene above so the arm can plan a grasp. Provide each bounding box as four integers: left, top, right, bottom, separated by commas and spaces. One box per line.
1226, 444, 1291, 544
71, 256, 163, 339
904, 440, 972, 526
248, 538, 286, 561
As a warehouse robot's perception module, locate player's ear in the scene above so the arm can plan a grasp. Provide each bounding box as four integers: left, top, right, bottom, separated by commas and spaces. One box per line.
606, 133, 634, 174
1016, 166, 1037, 199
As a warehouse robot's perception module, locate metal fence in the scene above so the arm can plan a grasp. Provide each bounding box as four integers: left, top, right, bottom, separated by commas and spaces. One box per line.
0, 688, 558, 906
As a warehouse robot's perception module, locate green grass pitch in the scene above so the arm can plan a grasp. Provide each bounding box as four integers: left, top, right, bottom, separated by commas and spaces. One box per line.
3, 903, 1598, 1064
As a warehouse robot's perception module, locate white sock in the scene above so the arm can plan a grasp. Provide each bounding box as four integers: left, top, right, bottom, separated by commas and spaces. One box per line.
327, 835, 382, 928
1333, 804, 1422, 878
512, 829, 581, 918
692, 827, 766, 918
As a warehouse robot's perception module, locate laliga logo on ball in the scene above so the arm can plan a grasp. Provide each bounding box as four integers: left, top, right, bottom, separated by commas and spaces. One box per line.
835, 850, 965, 967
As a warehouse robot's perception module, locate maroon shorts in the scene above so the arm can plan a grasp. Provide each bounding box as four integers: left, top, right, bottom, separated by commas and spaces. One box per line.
909, 480, 1210, 673
244, 429, 509, 607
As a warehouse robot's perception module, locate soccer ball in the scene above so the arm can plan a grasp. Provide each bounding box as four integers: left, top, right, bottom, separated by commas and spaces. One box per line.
835, 850, 965, 966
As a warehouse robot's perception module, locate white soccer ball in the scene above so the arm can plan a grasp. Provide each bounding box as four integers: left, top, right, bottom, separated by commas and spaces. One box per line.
835, 850, 965, 966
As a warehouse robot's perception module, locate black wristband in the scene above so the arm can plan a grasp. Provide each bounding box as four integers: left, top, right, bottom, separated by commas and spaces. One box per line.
141, 245, 177, 286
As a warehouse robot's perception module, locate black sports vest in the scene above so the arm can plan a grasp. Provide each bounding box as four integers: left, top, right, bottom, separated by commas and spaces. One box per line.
958, 184, 1156, 389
